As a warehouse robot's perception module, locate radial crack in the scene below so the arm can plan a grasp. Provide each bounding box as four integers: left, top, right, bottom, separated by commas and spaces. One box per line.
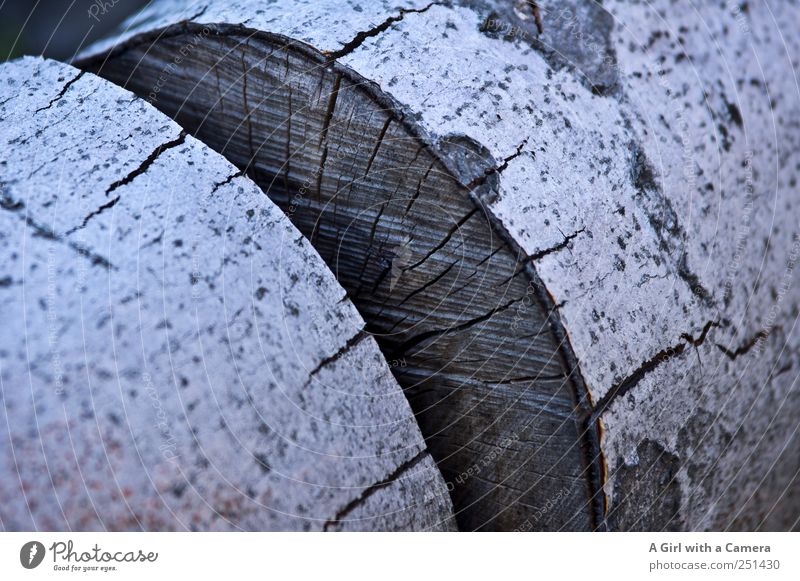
364, 117, 393, 178
0, 190, 116, 270
390, 296, 520, 357
105, 131, 187, 196
590, 320, 719, 420
466, 138, 529, 190
398, 260, 457, 306
306, 328, 368, 382
322, 449, 428, 531
34, 71, 85, 113
324, 3, 438, 61
527, 228, 585, 262
404, 208, 476, 271
716, 328, 772, 360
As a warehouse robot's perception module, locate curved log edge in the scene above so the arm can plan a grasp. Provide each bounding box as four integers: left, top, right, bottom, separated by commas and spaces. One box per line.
81, 7, 605, 530
78, 0, 800, 531
0, 56, 456, 531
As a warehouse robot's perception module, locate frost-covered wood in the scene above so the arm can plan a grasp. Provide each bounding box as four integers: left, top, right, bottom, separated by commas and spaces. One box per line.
80, 0, 800, 531
0, 57, 455, 531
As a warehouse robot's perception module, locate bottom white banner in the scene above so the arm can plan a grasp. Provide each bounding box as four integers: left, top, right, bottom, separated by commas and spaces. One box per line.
1, 532, 797, 580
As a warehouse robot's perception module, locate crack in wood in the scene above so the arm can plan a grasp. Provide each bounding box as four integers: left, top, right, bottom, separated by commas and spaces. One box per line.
590, 320, 719, 422
527, 227, 585, 262
398, 259, 457, 306
322, 448, 428, 531
324, 3, 439, 61
85, 24, 609, 531
404, 208, 477, 271
105, 131, 187, 196
364, 117, 392, 178
210, 169, 245, 195
34, 70, 86, 113
715, 328, 772, 360
0, 189, 116, 270
66, 195, 121, 235
389, 296, 521, 357
466, 138, 529, 190
305, 328, 368, 382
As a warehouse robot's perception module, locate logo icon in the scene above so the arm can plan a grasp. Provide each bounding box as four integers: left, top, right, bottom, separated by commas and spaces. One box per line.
388, 235, 414, 293
20, 541, 45, 569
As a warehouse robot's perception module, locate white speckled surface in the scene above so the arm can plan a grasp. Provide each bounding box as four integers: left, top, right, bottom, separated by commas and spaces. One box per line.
0, 56, 454, 531
78, 0, 800, 529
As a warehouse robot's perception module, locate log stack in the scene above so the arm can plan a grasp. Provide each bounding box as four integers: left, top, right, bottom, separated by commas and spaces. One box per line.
1, 0, 798, 531
0, 56, 455, 531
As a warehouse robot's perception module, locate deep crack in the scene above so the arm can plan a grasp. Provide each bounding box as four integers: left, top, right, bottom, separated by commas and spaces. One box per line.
0, 189, 116, 270
322, 449, 428, 531
66, 195, 120, 235
324, 3, 439, 61
105, 131, 187, 196
34, 70, 86, 113
716, 328, 772, 360
306, 328, 368, 382
527, 228, 585, 262
590, 320, 719, 421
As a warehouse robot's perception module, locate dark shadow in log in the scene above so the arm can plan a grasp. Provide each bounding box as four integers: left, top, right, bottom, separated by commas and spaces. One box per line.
80, 24, 605, 531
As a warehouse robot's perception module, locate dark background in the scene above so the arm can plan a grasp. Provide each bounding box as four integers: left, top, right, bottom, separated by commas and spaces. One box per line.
1, 0, 148, 61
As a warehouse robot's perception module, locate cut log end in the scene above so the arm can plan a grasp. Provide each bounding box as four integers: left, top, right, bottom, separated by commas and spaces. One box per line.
0, 56, 455, 532
62, 0, 800, 531
82, 27, 605, 531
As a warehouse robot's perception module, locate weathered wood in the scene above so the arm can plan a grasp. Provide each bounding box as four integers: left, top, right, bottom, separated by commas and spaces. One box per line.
0, 56, 455, 531
79, 0, 800, 531
79, 1, 602, 534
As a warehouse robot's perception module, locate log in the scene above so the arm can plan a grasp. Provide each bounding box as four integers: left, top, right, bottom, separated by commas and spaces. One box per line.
0, 56, 455, 531
78, 0, 800, 531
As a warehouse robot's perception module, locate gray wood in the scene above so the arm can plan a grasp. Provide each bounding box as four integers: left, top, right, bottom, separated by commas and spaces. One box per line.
82, 20, 598, 532
79, 0, 800, 531
0, 56, 455, 531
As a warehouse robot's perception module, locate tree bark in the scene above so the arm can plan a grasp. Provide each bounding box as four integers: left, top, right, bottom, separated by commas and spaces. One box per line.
0, 56, 455, 531
78, 0, 800, 531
